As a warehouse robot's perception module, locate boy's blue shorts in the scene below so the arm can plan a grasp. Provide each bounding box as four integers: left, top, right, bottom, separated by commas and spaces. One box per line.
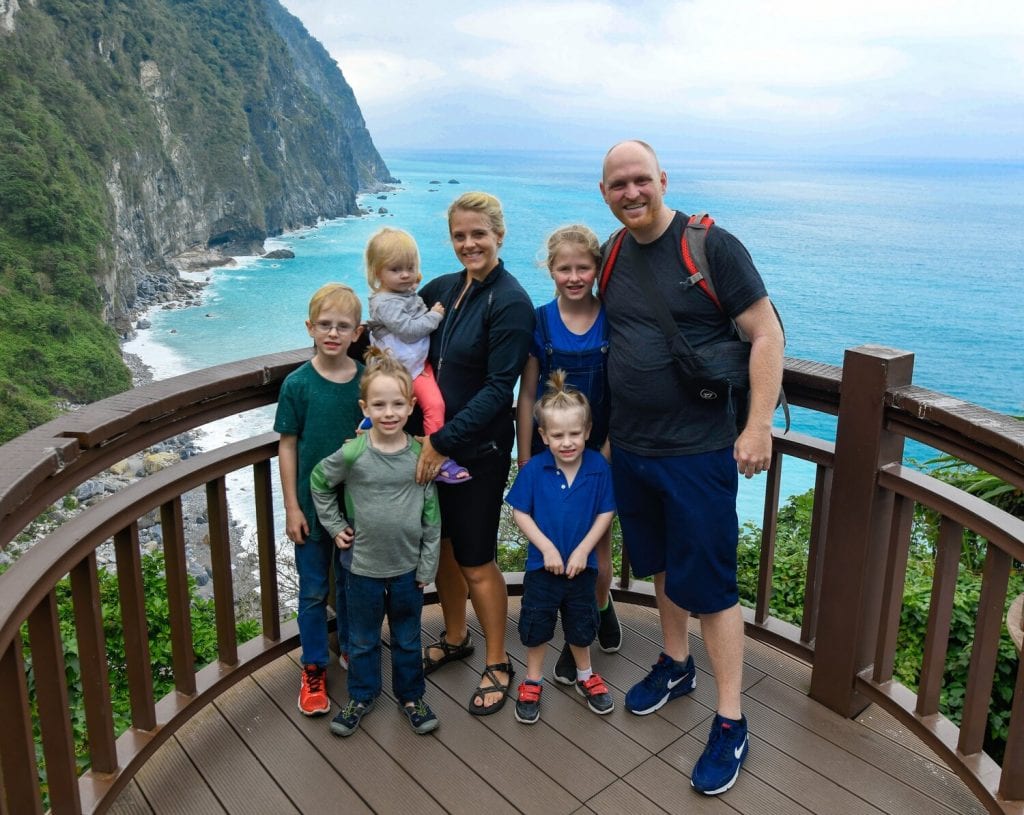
518, 567, 598, 648
611, 446, 739, 614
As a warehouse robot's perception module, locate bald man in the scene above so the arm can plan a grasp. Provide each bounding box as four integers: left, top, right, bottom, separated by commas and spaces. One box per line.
598, 140, 784, 796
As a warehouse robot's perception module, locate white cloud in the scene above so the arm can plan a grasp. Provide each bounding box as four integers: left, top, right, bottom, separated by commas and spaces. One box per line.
338, 50, 446, 101
279, 0, 1024, 156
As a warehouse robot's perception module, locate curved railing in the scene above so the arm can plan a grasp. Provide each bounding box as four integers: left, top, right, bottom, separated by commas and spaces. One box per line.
0, 345, 1021, 814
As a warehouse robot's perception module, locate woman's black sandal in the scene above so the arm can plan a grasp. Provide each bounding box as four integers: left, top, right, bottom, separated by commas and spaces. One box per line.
467, 658, 515, 716
422, 630, 474, 676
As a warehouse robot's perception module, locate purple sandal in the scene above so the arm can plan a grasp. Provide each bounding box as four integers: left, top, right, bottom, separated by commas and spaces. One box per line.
435, 458, 472, 484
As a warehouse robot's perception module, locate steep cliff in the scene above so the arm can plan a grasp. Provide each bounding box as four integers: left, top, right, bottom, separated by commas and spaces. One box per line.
0, 0, 393, 442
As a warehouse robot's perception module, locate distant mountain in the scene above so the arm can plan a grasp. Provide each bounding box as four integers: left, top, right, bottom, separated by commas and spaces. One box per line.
0, 0, 394, 442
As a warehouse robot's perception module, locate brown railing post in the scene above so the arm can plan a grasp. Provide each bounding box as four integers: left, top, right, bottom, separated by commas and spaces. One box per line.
809, 345, 914, 717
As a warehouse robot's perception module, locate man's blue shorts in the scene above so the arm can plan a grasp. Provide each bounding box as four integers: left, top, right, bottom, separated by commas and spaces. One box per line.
518, 567, 599, 648
611, 446, 739, 614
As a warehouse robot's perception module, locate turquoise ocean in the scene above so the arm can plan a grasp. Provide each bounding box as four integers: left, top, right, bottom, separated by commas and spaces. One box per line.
124, 149, 1024, 532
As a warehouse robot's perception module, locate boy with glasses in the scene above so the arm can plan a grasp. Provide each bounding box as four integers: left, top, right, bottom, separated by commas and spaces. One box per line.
275, 283, 365, 717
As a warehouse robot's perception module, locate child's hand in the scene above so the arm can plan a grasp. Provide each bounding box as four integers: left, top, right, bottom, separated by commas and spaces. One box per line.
565, 547, 588, 578
430, 301, 445, 316
542, 548, 564, 575
334, 526, 354, 549
285, 508, 309, 544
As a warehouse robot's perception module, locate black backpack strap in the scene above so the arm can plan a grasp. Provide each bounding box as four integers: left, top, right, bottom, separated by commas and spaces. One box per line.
684, 212, 791, 432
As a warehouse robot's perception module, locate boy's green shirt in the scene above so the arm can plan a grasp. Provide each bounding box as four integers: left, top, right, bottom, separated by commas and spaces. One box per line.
273, 359, 364, 541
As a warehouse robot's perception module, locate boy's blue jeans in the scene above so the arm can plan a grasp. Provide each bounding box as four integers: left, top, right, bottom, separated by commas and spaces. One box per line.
346, 569, 425, 704
294, 527, 348, 668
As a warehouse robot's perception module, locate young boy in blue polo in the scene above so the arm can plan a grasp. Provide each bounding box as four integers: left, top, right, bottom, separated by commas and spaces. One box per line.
507, 370, 616, 724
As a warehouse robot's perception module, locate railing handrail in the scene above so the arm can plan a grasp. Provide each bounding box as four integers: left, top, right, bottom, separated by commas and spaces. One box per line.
1, 345, 1022, 814
0, 347, 311, 552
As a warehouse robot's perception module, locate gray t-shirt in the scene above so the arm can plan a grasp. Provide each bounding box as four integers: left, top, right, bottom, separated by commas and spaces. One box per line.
601, 212, 767, 455
309, 433, 440, 584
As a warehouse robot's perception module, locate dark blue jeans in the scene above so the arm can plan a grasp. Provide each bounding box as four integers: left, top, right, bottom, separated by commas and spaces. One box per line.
294, 527, 348, 668
346, 569, 425, 704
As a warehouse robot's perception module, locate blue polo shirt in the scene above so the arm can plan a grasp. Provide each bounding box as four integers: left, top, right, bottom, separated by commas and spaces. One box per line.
506, 449, 616, 571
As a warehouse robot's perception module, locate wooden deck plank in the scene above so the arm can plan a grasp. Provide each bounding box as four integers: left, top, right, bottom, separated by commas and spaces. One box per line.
621, 755, 739, 814
486, 604, 664, 776
421, 654, 587, 812
583, 779, 671, 815
213, 675, 372, 814
745, 675, 986, 815
741, 630, 814, 691
328, 649, 523, 815
132, 735, 227, 815
855, 701, 953, 765
112, 598, 995, 815
668, 733, 819, 815
106, 780, 154, 814
667, 729, 884, 815
457, 602, 689, 754
740, 682, 979, 815
252, 654, 449, 815
174, 701, 299, 814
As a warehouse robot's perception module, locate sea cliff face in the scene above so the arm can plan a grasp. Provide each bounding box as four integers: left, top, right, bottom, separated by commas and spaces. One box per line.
0, 0, 392, 439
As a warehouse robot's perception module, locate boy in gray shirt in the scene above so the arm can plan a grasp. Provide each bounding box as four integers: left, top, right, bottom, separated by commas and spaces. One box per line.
311, 349, 441, 736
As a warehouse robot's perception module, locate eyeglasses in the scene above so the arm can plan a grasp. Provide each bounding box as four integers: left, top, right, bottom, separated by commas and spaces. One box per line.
312, 321, 356, 335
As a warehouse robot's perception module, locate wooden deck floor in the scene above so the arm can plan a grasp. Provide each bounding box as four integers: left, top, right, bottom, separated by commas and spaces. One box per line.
110, 600, 985, 815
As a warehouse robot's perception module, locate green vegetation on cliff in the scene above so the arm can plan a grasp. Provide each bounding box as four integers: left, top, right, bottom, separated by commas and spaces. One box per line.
0, 19, 131, 441
0, 0, 391, 444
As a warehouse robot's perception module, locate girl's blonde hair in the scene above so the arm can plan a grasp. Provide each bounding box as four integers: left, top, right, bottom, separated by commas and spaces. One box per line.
544, 224, 601, 271
447, 191, 506, 238
360, 346, 414, 402
364, 227, 422, 293
308, 282, 361, 322
534, 369, 592, 430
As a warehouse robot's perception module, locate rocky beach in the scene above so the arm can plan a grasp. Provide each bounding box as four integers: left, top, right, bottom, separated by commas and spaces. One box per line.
2, 255, 268, 616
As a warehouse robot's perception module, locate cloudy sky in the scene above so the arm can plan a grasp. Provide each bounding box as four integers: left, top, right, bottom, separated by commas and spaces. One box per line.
279, 0, 1023, 159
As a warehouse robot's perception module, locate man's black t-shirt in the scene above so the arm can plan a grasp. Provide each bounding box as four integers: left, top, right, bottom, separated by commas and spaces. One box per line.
601, 211, 767, 456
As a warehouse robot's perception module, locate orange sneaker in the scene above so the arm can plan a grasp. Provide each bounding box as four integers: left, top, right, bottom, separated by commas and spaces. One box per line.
298, 664, 330, 716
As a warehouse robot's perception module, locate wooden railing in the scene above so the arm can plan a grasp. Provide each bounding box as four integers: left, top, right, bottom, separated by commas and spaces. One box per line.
0, 344, 1021, 814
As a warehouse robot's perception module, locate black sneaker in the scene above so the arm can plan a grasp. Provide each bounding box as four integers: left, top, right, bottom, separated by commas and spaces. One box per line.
401, 698, 439, 734
597, 600, 622, 652
329, 697, 374, 737
552, 642, 576, 685
514, 680, 542, 724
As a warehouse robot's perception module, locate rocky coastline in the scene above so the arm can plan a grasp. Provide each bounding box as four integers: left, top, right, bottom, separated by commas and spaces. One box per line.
3, 253, 264, 612
116, 252, 263, 605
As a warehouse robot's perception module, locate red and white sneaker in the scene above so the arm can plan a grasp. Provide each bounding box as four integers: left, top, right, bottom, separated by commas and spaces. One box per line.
298, 664, 330, 716
576, 673, 615, 715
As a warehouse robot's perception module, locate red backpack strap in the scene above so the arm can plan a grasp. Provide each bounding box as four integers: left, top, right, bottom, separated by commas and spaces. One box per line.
681, 212, 722, 311
598, 228, 627, 297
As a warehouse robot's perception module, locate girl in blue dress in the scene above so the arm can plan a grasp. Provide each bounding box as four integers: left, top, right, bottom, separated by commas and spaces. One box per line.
516, 225, 621, 681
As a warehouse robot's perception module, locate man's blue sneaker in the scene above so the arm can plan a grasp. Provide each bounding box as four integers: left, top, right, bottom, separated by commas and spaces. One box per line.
691, 713, 749, 795
624, 652, 696, 715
